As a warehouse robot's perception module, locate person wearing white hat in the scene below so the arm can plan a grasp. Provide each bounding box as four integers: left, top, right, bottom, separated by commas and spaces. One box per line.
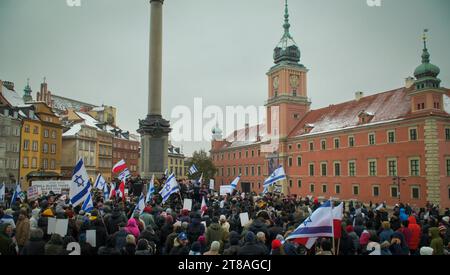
420, 246, 433, 255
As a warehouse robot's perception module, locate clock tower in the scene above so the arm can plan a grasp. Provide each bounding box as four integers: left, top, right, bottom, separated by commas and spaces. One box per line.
266, 0, 310, 138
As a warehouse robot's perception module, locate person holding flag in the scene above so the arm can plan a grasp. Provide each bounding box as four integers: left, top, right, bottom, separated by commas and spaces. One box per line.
201, 196, 208, 217
10, 183, 22, 207
230, 175, 241, 190
81, 192, 94, 213
159, 173, 179, 204
145, 175, 155, 203
188, 164, 198, 175
94, 174, 107, 190
69, 158, 91, 207
134, 193, 146, 215
263, 166, 286, 193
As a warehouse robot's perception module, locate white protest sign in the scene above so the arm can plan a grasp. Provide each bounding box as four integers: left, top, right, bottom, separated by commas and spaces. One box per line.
209, 179, 215, 190
239, 212, 250, 227
201, 221, 207, 229
27, 186, 40, 201
47, 217, 57, 235
220, 185, 233, 196
32, 181, 71, 195
86, 230, 96, 247
55, 219, 68, 237
183, 199, 193, 211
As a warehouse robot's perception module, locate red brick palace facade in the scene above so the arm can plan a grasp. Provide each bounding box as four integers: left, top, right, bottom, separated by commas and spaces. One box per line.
210, 6, 450, 208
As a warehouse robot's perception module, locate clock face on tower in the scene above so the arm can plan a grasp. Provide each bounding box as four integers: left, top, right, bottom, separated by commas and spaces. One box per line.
290, 75, 299, 88
273, 76, 279, 90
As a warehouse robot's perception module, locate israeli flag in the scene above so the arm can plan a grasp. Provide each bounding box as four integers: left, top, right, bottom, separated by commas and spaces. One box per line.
94, 174, 106, 190
0, 183, 5, 203
188, 164, 198, 175
164, 169, 168, 176
286, 201, 334, 240
103, 183, 110, 201
263, 166, 287, 188
118, 168, 131, 182
10, 183, 22, 206
159, 173, 179, 204
69, 158, 92, 207
134, 193, 146, 215
230, 176, 240, 190
145, 175, 155, 203
81, 192, 94, 213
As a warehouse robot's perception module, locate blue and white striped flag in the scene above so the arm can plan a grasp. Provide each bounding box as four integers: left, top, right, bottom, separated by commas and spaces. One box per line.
286, 201, 334, 240
263, 166, 287, 188
10, 183, 21, 206
94, 174, 106, 190
159, 173, 179, 204
118, 168, 131, 182
69, 158, 91, 207
145, 175, 155, 203
81, 192, 94, 213
188, 164, 198, 175
230, 175, 240, 190
0, 183, 5, 203
134, 193, 146, 215
103, 183, 109, 201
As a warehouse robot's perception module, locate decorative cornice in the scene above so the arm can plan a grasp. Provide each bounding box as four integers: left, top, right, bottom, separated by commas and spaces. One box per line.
265, 95, 311, 106
150, 0, 164, 3
138, 114, 171, 137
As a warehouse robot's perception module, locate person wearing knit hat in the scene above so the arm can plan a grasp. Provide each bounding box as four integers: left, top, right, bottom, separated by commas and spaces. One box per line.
276, 234, 285, 242
189, 241, 202, 255
442, 216, 450, 224
420, 246, 434, 255
270, 239, 284, 255
203, 240, 221, 255
219, 215, 230, 233
121, 234, 136, 255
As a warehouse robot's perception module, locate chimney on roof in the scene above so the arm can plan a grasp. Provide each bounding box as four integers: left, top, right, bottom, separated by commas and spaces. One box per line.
405, 77, 415, 89
234, 130, 238, 142
355, 91, 364, 101
3, 81, 15, 91
256, 124, 261, 141
245, 123, 249, 141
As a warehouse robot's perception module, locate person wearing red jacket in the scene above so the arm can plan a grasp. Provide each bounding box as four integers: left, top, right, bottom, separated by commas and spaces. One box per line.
407, 216, 421, 255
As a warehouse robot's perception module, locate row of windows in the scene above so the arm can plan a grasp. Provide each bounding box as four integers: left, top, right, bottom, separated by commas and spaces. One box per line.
23, 140, 57, 154
169, 166, 184, 176
0, 143, 20, 153
113, 142, 139, 151
218, 166, 263, 177
212, 149, 261, 161
0, 159, 19, 169
287, 158, 422, 177
113, 152, 138, 159
170, 158, 184, 165
0, 126, 21, 137
286, 181, 422, 200
22, 157, 56, 170
24, 126, 57, 139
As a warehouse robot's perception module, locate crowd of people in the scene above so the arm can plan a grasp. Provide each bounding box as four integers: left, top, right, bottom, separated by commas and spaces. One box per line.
1, 177, 449, 256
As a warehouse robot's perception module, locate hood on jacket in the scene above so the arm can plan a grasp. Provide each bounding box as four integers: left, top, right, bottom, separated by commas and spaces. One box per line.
429, 227, 441, 239
48, 234, 64, 245
209, 223, 221, 231
127, 219, 138, 228
408, 216, 417, 225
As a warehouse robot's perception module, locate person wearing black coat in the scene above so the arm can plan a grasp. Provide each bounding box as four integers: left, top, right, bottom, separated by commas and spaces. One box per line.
98, 236, 121, 255
223, 231, 241, 255
187, 215, 205, 244
107, 208, 127, 235
21, 228, 45, 255
91, 218, 108, 251
237, 232, 267, 256
248, 218, 269, 240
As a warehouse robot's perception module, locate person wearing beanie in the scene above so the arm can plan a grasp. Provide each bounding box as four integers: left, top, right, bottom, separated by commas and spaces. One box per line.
419, 246, 434, 255
169, 232, 190, 255
204, 240, 221, 255
121, 234, 136, 255
98, 235, 121, 255
270, 239, 284, 255
237, 232, 267, 255
389, 232, 409, 255
189, 241, 202, 255
197, 235, 207, 254
379, 221, 394, 243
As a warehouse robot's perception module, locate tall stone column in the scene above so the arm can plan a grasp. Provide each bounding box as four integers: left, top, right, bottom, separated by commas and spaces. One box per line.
138, 0, 171, 180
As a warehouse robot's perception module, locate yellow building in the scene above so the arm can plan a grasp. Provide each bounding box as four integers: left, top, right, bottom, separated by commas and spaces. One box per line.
168, 143, 186, 179
96, 129, 113, 181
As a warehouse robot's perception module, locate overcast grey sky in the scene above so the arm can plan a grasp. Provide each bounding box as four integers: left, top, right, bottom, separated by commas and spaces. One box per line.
1, 0, 449, 156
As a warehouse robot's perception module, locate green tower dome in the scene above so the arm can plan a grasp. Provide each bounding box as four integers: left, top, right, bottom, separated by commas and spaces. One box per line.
273, 0, 301, 65
413, 30, 441, 90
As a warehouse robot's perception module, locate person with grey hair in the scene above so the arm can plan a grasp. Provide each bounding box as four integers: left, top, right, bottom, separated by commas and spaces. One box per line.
203, 241, 221, 255
21, 228, 45, 255
256, 231, 269, 254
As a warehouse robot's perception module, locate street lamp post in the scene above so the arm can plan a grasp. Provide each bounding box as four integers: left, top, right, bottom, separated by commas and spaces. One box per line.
392, 176, 407, 203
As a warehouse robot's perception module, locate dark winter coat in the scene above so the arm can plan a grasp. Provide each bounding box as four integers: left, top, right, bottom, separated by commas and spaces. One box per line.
237, 241, 267, 255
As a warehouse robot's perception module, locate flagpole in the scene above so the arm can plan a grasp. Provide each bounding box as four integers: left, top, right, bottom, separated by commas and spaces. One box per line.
330, 198, 336, 255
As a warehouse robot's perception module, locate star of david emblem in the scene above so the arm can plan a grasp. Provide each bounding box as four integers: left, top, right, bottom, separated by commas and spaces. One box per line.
303, 216, 312, 226
74, 175, 85, 187
165, 183, 171, 192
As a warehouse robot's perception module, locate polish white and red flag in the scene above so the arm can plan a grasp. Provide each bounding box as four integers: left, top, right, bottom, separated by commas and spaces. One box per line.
201, 196, 208, 217
112, 159, 127, 173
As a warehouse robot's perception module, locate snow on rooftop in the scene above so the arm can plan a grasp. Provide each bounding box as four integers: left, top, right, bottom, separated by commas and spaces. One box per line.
63, 123, 82, 137
1, 88, 24, 107
75, 111, 101, 130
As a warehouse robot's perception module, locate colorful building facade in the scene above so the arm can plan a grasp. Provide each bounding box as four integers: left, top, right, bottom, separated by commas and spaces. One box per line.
211, 4, 450, 208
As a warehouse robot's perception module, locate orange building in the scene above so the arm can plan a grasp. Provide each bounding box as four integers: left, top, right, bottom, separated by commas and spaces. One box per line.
211, 4, 450, 209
